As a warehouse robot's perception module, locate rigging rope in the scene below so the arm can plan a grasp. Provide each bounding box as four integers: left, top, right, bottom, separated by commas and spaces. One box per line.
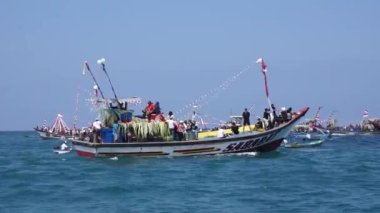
175, 61, 255, 120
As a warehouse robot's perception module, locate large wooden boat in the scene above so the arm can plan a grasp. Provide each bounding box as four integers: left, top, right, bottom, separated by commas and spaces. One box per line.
70, 107, 309, 158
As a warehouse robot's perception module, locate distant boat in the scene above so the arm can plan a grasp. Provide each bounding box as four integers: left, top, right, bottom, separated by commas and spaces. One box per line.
53, 147, 72, 154
283, 138, 324, 148
34, 114, 73, 140
283, 131, 328, 148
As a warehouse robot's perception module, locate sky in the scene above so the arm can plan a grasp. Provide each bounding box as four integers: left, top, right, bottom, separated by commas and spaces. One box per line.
0, 0, 379, 131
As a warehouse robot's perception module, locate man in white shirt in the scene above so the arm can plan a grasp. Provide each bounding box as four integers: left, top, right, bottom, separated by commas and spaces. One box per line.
92, 119, 102, 143
166, 118, 177, 140
61, 141, 68, 150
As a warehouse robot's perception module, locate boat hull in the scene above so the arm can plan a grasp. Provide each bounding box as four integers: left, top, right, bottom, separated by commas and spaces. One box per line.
283, 139, 324, 148
34, 129, 71, 140
71, 107, 309, 158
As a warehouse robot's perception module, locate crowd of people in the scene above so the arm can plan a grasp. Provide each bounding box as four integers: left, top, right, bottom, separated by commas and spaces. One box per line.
259, 104, 294, 130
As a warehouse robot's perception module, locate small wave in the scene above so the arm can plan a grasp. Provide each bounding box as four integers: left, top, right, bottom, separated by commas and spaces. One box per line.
109, 156, 118, 161
235, 152, 259, 156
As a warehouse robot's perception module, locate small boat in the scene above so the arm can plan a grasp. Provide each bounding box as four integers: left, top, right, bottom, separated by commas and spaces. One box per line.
34, 114, 73, 140
53, 142, 72, 154
283, 138, 324, 148
53, 147, 72, 154
283, 132, 327, 148
70, 107, 309, 158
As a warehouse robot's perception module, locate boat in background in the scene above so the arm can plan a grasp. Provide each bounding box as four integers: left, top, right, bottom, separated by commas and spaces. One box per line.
283, 129, 329, 148
34, 114, 72, 140
283, 138, 324, 148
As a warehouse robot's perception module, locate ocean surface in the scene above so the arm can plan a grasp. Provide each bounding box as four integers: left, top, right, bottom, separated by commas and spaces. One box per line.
0, 131, 379, 213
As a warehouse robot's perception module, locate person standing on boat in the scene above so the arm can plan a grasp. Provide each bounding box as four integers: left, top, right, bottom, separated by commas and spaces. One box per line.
168, 111, 175, 120
242, 108, 252, 132
177, 120, 187, 141
166, 116, 177, 140
92, 119, 102, 143
112, 120, 119, 143
263, 108, 270, 129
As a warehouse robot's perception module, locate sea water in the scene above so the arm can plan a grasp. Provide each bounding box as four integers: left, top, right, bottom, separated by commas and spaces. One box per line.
0, 131, 379, 212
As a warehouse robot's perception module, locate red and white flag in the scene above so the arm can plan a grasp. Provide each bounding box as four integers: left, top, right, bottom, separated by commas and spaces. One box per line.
256, 57, 269, 98
363, 109, 369, 118
256, 57, 267, 72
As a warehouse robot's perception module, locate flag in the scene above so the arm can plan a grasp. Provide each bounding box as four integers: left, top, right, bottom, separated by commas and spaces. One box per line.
256, 57, 267, 72
363, 109, 369, 118
257, 57, 269, 97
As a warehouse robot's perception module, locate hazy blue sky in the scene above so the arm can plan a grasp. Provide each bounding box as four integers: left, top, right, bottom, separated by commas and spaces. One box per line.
1, 0, 379, 130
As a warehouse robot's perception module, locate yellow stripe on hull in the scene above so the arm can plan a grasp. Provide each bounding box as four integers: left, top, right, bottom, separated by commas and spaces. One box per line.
197, 125, 263, 138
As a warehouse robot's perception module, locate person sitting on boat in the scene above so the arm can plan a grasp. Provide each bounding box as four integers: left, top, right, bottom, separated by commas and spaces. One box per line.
255, 118, 263, 129
230, 122, 239, 135
60, 141, 68, 150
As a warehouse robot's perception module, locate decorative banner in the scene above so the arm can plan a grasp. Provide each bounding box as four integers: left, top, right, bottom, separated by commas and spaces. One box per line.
314, 106, 322, 121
